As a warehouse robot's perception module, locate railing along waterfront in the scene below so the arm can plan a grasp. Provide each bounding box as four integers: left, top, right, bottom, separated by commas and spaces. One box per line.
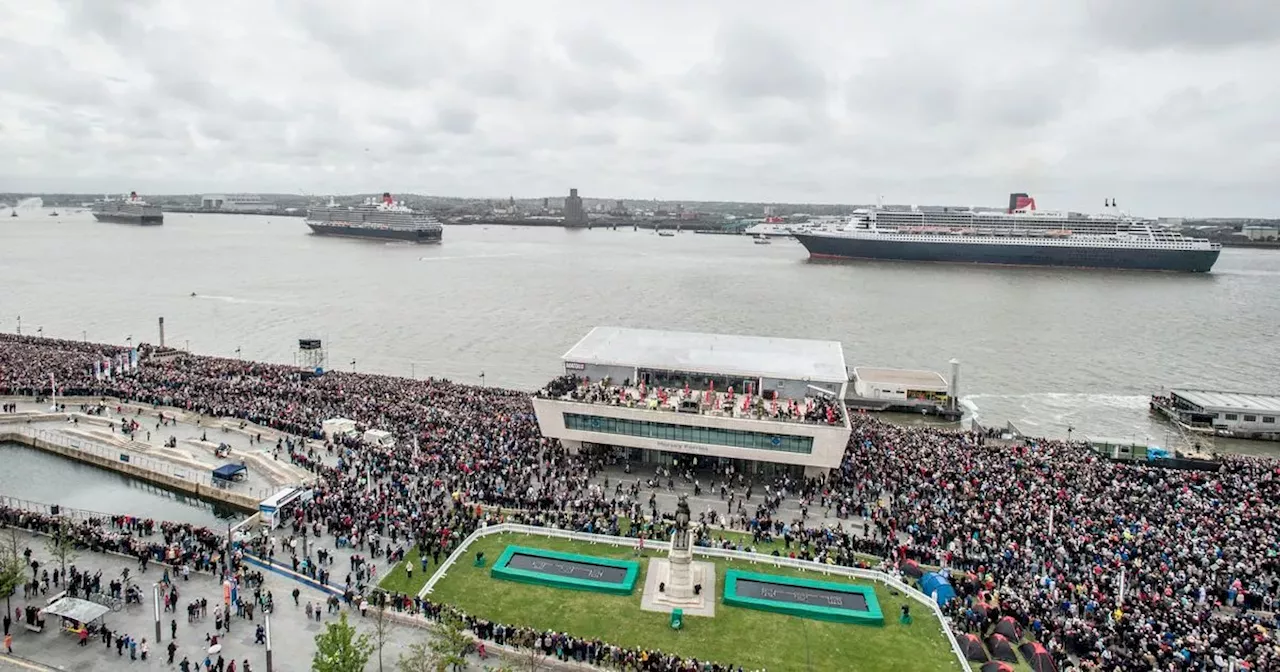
418, 522, 969, 669
0, 495, 124, 522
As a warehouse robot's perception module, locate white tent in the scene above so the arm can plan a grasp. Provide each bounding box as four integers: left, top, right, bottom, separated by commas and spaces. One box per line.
363, 429, 394, 447
322, 418, 358, 440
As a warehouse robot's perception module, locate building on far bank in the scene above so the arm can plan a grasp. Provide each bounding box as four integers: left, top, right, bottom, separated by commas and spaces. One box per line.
1243, 225, 1279, 241
563, 188, 587, 227
533, 327, 852, 478
201, 194, 276, 211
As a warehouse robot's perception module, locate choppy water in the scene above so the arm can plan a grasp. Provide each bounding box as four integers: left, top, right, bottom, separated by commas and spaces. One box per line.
3, 207, 1279, 452
0, 441, 237, 526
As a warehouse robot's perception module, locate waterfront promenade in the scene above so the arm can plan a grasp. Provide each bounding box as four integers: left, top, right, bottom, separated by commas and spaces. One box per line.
0, 397, 320, 511
0, 529, 474, 672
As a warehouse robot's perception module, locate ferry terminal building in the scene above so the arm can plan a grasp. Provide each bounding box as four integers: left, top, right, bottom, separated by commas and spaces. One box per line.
533, 327, 853, 479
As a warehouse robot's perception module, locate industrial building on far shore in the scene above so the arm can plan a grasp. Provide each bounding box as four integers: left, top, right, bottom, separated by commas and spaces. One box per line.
201, 194, 276, 211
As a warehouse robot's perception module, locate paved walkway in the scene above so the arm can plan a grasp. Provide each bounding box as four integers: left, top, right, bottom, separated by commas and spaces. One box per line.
0, 530, 485, 672
1, 398, 320, 502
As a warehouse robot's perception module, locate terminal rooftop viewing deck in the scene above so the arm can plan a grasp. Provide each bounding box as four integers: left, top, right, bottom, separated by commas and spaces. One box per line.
539, 375, 847, 427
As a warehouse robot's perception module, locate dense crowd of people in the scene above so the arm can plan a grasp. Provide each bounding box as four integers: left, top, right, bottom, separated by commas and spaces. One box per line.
541, 373, 845, 425
2, 333, 1278, 670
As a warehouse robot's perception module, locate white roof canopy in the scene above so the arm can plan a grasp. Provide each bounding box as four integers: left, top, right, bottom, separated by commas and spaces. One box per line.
1172, 389, 1280, 414
562, 327, 848, 384
41, 597, 110, 623
854, 367, 948, 389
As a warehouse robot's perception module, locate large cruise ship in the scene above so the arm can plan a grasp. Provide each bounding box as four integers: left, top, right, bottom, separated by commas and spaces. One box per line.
91, 192, 163, 225
793, 193, 1221, 272
305, 193, 443, 243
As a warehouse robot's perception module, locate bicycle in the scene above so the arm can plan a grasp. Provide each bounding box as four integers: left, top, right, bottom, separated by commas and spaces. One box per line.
87, 591, 123, 613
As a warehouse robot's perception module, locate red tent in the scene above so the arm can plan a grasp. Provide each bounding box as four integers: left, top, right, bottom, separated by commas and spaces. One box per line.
1018, 641, 1058, 672
901, 559, 924, 578
986, 633, 1017, 662
994, 615, 1022, 641
980, 663, 1015, 672
960, 633, 988, 662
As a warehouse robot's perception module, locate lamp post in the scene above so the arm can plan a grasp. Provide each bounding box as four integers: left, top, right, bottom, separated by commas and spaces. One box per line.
350, 359, 356, 372
15, 315, 19, 335
153, 583, 162, 642
82, 330, 87, 342
126, 335, 133, 348
410, 362, 415, 379
37, 326, 43, 338
479, 371, 486, 387
264, 610, 274, 672
235, 347, 242, 360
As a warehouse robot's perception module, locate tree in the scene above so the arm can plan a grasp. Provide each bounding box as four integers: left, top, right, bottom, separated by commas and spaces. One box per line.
370, 592, 396, 672
395, 642, 436, 672
503, 647, 551, 672
428, 613, 473, 672
397, 614, 471, 672
313, 612, 374, 672
0, 529, 26, 614
45, 518, 77, 579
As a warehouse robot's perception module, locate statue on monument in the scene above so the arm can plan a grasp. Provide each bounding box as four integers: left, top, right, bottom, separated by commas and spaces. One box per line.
673, 494, 692, 551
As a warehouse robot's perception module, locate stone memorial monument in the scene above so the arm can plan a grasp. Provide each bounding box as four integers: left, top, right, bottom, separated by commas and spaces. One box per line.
641, 494, 716, 617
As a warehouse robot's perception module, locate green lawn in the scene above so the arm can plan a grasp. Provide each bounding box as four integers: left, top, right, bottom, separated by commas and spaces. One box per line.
379, 546, 430, 595
425, 532, 963, 672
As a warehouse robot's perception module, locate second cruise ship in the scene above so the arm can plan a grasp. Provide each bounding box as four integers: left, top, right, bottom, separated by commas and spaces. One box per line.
306, 193, 443, 243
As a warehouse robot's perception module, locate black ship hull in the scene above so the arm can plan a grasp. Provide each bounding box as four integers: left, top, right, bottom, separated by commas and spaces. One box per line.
307, 222, 442, 243
93, 213, 163, 225
793, 234, 1220, 273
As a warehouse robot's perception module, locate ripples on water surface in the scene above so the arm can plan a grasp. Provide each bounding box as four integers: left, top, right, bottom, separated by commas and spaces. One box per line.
2, 209, 1278, 451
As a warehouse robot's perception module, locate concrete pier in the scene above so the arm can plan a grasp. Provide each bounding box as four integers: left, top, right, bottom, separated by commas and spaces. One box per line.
0, 396, 318, 513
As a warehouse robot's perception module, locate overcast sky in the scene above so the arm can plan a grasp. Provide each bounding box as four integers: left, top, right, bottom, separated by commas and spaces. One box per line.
1, 0, 1277, 216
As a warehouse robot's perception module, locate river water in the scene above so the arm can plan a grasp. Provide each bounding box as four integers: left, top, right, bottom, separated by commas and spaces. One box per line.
0, 441, 237, 527
3, 208, 1279, 452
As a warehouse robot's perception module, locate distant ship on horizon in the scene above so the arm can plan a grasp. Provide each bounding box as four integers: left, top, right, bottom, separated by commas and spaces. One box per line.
305, 193, 443, 243
793, 193, 1222, 273
92, 192, 163, 225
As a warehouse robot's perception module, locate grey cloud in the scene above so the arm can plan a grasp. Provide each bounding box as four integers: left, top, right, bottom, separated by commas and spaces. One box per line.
435, 106, 478, 134
702, 20, 827, 102
556, 26, 638, 72
848, 51, 1094, 134
1082, 0, 1280, 51
0, 38, 114, 107
55, 0, 156, 45
846, 55, 963, 126
2, 0, 1277, 215
551, 78, 624, 114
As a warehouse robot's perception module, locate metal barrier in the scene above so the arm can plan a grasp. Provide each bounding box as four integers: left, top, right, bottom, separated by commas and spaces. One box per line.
0, 495, 121, 522
418, 522, 969, 669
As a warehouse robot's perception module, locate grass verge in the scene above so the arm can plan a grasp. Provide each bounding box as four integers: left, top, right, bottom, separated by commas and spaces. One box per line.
425, 532, 962, 672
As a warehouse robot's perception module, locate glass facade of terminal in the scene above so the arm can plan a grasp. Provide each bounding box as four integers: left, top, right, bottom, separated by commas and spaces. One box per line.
562, 412, 814, 454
